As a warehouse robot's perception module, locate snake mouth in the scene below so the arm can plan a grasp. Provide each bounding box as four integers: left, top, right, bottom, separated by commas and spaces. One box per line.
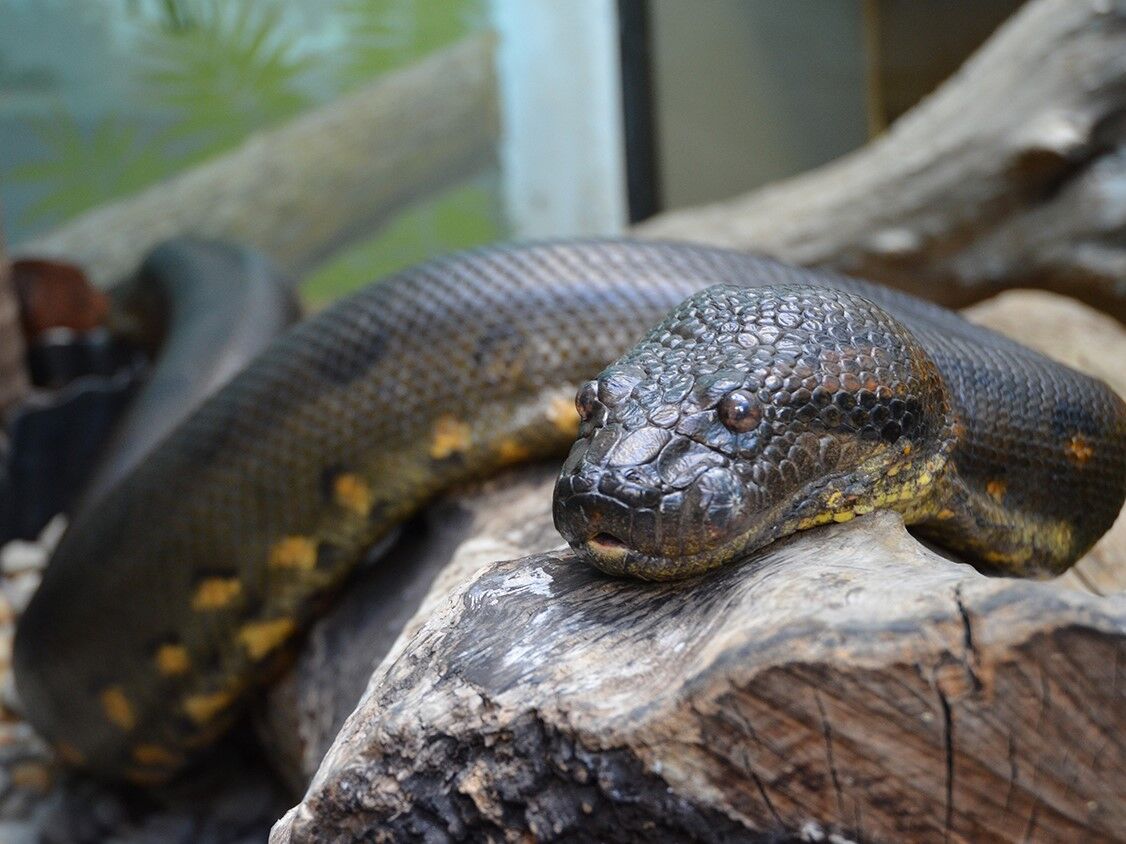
569, 522, 770, 581
553, 426, 765, 579
583, 531, 631, 565
589, 531, 628, 552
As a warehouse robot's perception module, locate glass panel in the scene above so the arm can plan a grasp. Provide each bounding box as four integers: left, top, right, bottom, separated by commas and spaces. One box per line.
0, 0, 500, 304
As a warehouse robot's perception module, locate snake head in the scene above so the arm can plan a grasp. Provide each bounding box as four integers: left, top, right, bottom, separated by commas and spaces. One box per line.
553, 283, 951, 579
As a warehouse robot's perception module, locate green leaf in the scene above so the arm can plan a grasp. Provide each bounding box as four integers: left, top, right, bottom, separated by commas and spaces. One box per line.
332, 0, 485, 90
301, 174, 504, 307
8, 109, 180, 228
135, 0, 312, 160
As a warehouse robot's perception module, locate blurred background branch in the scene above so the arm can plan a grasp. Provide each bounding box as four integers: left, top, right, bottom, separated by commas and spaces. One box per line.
15, 32, 499, 297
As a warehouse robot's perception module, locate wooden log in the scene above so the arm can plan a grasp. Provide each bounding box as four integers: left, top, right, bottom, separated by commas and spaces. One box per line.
266, 289, 1125, 841
15, 35, 499, 288
638, 0, 1126, 320
271, 508, 1123, 842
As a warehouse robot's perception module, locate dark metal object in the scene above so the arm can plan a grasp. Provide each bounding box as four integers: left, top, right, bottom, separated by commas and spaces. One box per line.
617, 0, 662, 222
0, 239, 299, 543
0, 333, 145, 543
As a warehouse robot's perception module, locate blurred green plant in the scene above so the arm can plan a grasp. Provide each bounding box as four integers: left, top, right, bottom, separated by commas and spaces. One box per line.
9, 111, 171, 227
335, 0, 484, 87
302, 175, 501, 307
137, 0, 314, 159
5, 0, 501, 303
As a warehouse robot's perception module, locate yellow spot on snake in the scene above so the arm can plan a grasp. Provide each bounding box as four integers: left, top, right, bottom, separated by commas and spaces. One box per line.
1065, 434, 1094, 465
182, 690, 234, 725
268, 536, 317, 571
986, 480, 1007, 502
155, 644, 191, 676
825, 490, 844, 508
125, 767, 170, 786
237, 618, 297, 660
937, 508, 956, 520
902, 443, 912, 456
333, 473, 373, 516
547, 396, 580, 437
917, 471, 933, 487
191, 577, 242, 610
100, 686, 135, 731
54, 742, 85, 766
132, 744, 180, 767
430, 415, 472, 459
832, 511, 855, 523
497, 439, 532, 464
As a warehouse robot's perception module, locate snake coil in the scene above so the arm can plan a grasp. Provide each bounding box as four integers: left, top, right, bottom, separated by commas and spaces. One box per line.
14, 240, 1126, 783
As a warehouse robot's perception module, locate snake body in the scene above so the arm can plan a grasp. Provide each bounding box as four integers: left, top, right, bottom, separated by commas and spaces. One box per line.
13, 240, 1126, 783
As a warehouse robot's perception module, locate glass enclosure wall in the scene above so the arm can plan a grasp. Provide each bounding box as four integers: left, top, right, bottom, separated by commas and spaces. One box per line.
0, 1, 1025, 304
0, 0, 502, 304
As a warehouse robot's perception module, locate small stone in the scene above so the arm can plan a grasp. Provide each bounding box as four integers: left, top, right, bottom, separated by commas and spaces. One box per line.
9, 762, 51, 794
3, 573, 41, 615
0, 543, 47, 577
0, 674, 24, 720
37, 516, 67, 554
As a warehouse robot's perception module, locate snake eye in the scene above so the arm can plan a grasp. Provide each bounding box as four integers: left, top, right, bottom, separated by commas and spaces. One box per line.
576, 380, 599, 422
718, 389, 761, 433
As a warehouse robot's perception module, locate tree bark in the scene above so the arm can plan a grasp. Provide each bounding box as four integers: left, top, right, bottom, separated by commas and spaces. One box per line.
638, 0, 1126, 321
268, 289, 1125, 841
15, 35, 499, 288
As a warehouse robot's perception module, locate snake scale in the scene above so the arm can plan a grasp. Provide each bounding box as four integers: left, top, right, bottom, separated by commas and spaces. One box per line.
13, 240, 1126, 783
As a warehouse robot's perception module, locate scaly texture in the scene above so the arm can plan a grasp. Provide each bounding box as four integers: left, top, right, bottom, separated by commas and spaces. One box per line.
13, 240, 1126, 783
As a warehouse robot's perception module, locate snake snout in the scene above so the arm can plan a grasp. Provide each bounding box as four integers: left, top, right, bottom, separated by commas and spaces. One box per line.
553, 422, 758, 579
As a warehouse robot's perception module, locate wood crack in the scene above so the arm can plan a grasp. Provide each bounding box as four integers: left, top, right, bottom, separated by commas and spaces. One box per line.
938, 687, 955, 843
813, 690, 846, 825
953, 585, 982, 692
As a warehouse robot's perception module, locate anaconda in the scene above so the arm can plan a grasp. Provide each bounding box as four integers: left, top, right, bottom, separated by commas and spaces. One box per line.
13, 240, 1126, 784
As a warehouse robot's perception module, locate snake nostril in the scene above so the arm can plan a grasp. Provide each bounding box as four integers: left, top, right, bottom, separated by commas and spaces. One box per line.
575, 380, 599, 422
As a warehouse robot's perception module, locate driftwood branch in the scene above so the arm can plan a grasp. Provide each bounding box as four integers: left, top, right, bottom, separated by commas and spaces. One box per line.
639, 0, 1126, 319
268, 289, 1125, 841
16, 35, 499, 287
272, 509, 1123, 843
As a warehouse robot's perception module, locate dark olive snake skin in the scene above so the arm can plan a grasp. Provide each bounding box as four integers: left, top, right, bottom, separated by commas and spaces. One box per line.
14, 240, 1126, 783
